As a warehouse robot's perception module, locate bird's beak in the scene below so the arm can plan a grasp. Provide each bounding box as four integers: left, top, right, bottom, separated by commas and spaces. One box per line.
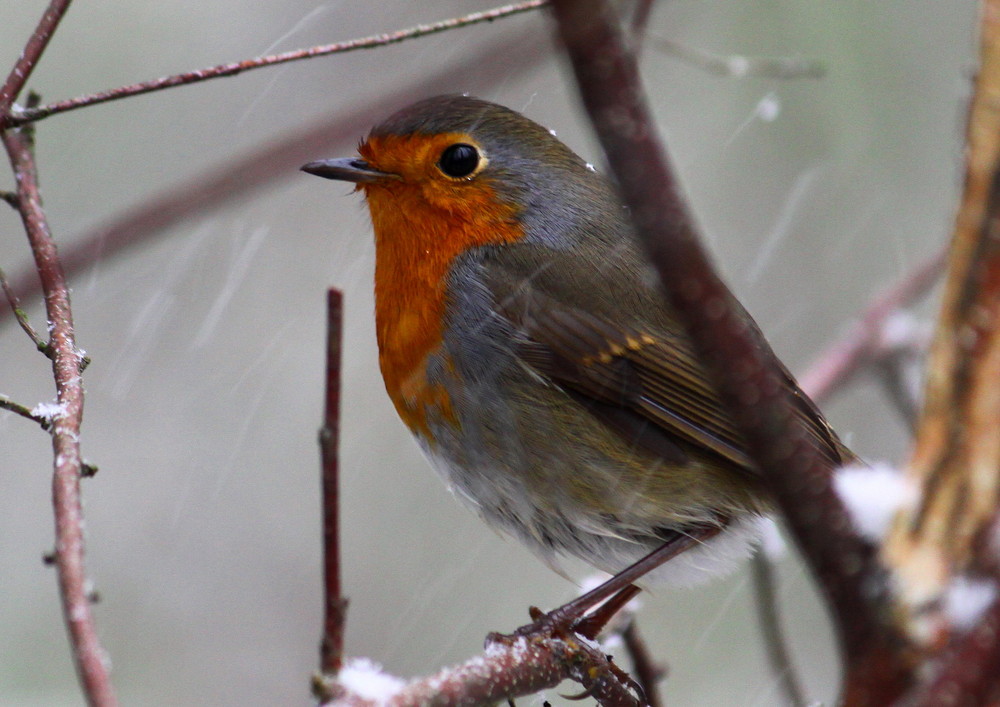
300, 158, 398, 184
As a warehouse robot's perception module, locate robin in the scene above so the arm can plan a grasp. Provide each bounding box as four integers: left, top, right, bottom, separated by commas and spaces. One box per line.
302, 94, 850, 589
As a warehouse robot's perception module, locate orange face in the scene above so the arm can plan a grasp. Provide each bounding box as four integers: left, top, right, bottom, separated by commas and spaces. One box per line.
355, 132, 525, 435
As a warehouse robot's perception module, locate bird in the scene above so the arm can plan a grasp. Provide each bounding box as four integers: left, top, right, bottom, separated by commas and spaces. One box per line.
302, 94, 851, 587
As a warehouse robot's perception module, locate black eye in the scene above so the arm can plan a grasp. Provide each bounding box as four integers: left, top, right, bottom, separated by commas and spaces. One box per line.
438, 143, 480, 178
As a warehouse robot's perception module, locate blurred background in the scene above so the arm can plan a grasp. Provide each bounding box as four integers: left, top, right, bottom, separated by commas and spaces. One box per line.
0, 1, 977, 704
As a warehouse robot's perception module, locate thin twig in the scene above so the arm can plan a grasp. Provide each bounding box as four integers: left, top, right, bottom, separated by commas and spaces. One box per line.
4, 1, 547, 128
548, 1, 912, 703
318, 289, 348, 682
0, 264, 51, 354
872, 354, 922, 433
0, 0, 74, 111
750, 554, 807, 707
628, 0, 656, 52
1, 29, 550, 327
621, 620, 665, 707
0, 394, 53, 429
649, 37, 825, 80
3, 127, 116, 707
799, 247, 945, 405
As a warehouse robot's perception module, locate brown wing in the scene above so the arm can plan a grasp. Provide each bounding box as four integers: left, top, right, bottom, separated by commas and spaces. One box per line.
480, 243, 851, 473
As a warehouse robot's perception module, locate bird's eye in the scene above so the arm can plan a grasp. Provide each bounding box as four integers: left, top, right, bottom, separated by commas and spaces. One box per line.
438, 143, 480, 178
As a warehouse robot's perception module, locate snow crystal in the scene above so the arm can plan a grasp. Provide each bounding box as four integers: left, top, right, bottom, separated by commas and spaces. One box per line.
339, 657, 405, 703
758, 517, 787, 560
31, 401, 66, 420
755, 93, 781, 122
834, 463, 915, 540
944, 576, 997, 632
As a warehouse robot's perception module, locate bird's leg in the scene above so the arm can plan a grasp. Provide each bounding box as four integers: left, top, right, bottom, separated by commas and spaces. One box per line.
488, 524, 723, 645
573, 584, 642, 640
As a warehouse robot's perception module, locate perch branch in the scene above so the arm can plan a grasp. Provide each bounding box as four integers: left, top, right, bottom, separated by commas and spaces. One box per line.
321, 636, 640, 707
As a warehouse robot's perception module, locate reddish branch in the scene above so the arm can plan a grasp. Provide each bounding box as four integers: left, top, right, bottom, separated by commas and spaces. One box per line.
1, 28, 550, 327
548, 0, 912, 702
0, 0, 74, 111
0, 394, 53, 428
620, 620, 664, 707
1, 2, 117, 705
319, 289, 347, 678
749, 554, 807, 707
3, 1, 546, 128
324, 636, 640, 707
910, 597, 1000, 706
799, 247, 945, 405
3, 127, 116, 707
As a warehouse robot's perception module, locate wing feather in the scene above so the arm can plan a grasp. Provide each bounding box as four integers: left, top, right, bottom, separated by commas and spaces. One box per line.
478, 243, 851, 474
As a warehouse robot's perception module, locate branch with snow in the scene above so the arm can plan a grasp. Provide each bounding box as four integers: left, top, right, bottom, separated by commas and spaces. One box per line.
882, 0, 1000, 668
318, 636, 641, 707
3, 104, 116, 707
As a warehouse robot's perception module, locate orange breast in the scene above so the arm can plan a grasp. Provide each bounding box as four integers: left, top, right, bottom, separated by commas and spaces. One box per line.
359, 133, 524, 436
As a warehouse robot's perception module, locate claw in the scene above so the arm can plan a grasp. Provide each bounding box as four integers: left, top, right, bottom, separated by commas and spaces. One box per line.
559, 685, 597, 701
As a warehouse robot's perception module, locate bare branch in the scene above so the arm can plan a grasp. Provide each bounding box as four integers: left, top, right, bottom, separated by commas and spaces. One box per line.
0, 264, 51, 354
318, 289, 348, 682
649, 36, 825, 80
547, 1, 912, 701
0, 0, 74, 111
628, 0, 656, 53
750, 554, 807, 707
799, 247, 945, 405
883, 0, 1000, 649
0, 394, 53, 430
320, 636, 640, 707
908, 597, 1000, 706
4, 1, 546, 128
620, 620, 665, 707
2, 127, 116, 706
1, 29, 550, 328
